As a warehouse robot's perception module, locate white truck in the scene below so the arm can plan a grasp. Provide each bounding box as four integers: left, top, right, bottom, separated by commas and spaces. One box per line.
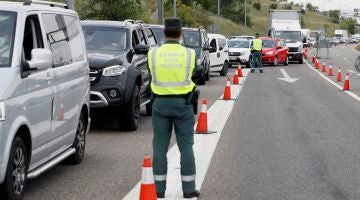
269, 9, 303, 64
334, 29, 348, 43
301, 29, 311, 47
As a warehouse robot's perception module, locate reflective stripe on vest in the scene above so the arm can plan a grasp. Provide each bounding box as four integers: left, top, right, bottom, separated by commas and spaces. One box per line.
253, 39, 262, 51
151, 47, 192, 87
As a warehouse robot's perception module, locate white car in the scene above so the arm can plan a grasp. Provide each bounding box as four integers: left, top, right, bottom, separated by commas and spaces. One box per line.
228, 39, 252, 68
208, 33, 229, 76
229, 35, 254, 41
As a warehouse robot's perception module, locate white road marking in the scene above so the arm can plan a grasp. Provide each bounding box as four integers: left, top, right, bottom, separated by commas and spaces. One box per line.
347, 70, 355, 74
122, 70, 250, 200
278, 68, 299, 83
304, 59, 360, 102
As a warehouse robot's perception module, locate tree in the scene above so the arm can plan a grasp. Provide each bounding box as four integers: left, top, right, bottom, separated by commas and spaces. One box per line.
328, 10, 340, 24
306, 2, 319, 13
340, 18, 357, 34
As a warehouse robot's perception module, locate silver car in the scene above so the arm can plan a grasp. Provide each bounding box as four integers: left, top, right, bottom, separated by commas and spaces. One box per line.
0, 1, 90, 199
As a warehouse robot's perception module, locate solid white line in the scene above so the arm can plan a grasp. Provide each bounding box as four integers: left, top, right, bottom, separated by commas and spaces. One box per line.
122, 70, 250, 200
304, 59, 360, 102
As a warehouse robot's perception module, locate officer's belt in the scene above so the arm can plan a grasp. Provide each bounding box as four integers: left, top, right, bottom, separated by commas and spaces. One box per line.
154, 94, 189, 98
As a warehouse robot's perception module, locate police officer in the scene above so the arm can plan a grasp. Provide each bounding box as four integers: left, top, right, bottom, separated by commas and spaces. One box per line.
251, 33, 264, 73
148, 18, 200, 199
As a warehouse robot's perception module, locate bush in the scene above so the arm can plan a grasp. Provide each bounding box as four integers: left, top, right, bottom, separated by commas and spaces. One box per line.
253, 3, 261, 10
270, 3, 278, 9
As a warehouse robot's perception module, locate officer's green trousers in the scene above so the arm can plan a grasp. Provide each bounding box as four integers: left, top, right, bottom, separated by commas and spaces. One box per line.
152, 97, 196, 194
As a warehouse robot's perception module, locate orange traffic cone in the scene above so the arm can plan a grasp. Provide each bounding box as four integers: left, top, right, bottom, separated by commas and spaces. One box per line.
223, 78, 232, 100
322, 62, 327, 72
237, 65, 243, 77
316, 60, 320, 69
139, 157, 157, 200
233, 70, 239, 85
195, 99, 216, 134
343, 73, 350, 91
312, 55, 316, 64
337, 67, 342, 82
328, 65, 333, 76
303, 49, 308, 59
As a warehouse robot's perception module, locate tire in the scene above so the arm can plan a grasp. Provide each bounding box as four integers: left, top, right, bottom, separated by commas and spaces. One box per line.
246, 56, 252, 68
299, 58, 303, 64
273, 56, 278, 66
0, 137, 28, 200
145, 101, 152, 116
219, 62, 228, 76
284, 56, 289, 65
68, 114, 86, 164
118, 86, 140, 131
205, 67, 210, 81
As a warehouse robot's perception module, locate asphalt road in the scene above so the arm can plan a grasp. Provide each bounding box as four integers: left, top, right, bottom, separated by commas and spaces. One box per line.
24, 45, 360, 200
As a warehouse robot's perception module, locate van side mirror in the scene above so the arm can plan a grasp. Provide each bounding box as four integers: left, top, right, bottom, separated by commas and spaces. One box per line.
134, 44, 150, 54
28, 49, 53, 70
203, 46, 213, 51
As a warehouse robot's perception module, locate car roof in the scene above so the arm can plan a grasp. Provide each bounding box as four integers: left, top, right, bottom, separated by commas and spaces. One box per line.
182, 27, 200, 31
81, 20, 142, 29
228, 38, 249, 41
207, 33, 226, 39
147, 24, 164, 29
0, 1, 76, 15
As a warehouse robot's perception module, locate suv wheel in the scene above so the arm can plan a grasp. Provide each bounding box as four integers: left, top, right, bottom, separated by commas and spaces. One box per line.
220, 62, 228, 76
299, 57, 304, 64
68, 114, 86, 164
205, 66, 210, 81
119, 86, 140, 131
0, 137, 27, 200
246, 56, 252, 68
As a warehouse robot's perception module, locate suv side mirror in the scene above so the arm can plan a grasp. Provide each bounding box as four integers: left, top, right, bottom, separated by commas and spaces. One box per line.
28, 49, 53, 70
134, 44, 150, 54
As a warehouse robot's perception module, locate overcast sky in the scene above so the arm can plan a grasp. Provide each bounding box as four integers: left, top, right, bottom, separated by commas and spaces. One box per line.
291, 0, 360, 11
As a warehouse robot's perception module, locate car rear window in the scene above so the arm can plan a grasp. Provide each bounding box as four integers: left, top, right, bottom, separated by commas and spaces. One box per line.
263, 40, 276, 48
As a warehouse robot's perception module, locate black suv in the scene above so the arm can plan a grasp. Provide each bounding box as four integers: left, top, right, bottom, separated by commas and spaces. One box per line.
81, 20, 157, 131
149, 25, 211, 85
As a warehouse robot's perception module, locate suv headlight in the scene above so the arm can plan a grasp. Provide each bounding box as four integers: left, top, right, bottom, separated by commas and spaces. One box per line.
0, 102, 5, 121
197, 58, 202, 66
103, 65, 126, 76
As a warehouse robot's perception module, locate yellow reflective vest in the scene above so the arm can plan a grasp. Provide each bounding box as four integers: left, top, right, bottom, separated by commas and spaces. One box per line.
148, 43, 196, 95
252, 39, 262, 51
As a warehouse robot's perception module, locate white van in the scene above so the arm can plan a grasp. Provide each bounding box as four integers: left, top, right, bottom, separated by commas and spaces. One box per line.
208, 33, 229, 76
0, 1, 90, 199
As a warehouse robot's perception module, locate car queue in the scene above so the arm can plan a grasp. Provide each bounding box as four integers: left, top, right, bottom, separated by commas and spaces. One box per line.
0, 1, 296, 200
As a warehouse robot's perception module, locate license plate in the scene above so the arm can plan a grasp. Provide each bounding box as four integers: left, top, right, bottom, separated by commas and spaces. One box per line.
230, 56, 238, 60
289, 56, 293, 59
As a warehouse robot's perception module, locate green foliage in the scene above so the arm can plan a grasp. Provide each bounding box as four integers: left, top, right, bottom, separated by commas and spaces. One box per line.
301, 9, 305, 14
340, 18, 357, 34
328, 10, 340, 24
306, 3, 319, 13
270, 3, 278, 9
253, 3, 261, 11
283, 2, 293, 10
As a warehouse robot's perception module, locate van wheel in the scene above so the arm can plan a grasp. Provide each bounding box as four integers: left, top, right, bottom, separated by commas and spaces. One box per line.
119, 86, 140, 131
68, 114, 86, 164
220, 62, 228, 76
0, 137, 28, 200
205, 68, 210, 81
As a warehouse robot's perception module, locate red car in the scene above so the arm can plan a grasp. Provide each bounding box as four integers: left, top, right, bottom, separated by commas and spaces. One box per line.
260, 37, 289, 66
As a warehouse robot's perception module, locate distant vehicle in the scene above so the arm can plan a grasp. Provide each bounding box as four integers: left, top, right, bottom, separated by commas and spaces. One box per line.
330, 37, 340, 46
261, 37, 289, 66
208, 33, 230, 76
334, 29, 348, 42
182, 27, 212, 85
351, 35, 359, 43
228, 39, 252, 68
301, 29, 311, 47
0, 1, 90, 199
82, 20, 154, 131
229, 35, 254, 41
268, 9, 304, 64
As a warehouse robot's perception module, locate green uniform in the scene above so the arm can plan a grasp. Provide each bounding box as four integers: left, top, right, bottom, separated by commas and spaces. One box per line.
148, 40, 197, 194
252, 38, 263, 70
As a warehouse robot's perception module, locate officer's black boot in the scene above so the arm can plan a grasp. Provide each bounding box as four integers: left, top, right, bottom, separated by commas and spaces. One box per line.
251, 68, 255, 73
259, 68, 263, 73
157, 192, 165, 198
183, 190, 200, 198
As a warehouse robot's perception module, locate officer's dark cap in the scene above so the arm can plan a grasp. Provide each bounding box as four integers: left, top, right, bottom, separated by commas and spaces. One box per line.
255, 32, 260, 36
165, 18, 182, 32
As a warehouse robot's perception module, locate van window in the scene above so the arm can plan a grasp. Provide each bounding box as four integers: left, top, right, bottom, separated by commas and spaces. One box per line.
144, 28, 156, 46
42, 13, 72, 67
0, 11, 16, 67
210, 39, 217, 52
23, 15, 44, 61
64, 15, 85, 62
218, 38, 227, 50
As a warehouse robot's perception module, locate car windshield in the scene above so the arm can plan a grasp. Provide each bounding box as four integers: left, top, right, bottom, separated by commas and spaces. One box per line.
0, 11, 16, 67
228, 40, 249, 48
152, 28, 165, 44
82, 26, 129, 53
183, 31, 201, 47
275, 31, 302, 43
262, 40, 276, 48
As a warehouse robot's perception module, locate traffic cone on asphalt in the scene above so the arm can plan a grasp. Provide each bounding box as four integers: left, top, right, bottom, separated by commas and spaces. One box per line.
303, 48, 308, 59
195, 99, 216, 134
237, 65, 243, 77
328, 65, 333, 76
316, 60, 320, 69
139, 157, 157, 200
343, 73, 350, 91
322, 62, 327, 72
223, 78, 232, 100
337, 67, 342, 82
233, 70, 239, 84
312, 55, 316, 64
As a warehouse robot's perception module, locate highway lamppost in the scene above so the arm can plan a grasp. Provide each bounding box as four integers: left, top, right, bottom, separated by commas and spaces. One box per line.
244, 0, 247, 34
174, 0, 176, 17
158, 0, 163, 24
217, 0, 220, 33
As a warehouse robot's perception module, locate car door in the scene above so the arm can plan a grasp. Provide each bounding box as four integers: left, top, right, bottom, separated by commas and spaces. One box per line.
219, 38, 228, 65
209, 38, 219, 68
276, 39, 285, 63
41, 13, 86, 154
133, 29, 148, 96
21, 13, 54, 169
